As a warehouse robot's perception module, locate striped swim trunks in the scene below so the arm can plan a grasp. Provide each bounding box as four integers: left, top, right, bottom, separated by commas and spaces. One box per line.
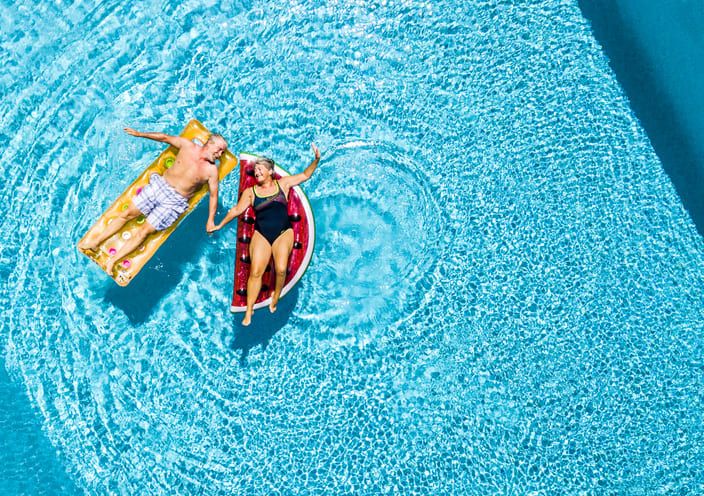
133, 173, 189, 231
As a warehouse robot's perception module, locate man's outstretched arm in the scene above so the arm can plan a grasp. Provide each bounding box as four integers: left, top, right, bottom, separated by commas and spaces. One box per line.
124, 127, 192, 149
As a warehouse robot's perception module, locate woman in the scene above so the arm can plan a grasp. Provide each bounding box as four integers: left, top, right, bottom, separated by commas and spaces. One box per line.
211, 143, 320, 325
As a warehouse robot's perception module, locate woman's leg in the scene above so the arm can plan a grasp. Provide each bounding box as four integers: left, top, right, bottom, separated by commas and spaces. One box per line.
269, 229, 294, 313
243, 231, 272, 326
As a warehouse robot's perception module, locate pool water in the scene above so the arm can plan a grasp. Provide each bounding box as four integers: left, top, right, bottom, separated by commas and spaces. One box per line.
2, 0, 704, 494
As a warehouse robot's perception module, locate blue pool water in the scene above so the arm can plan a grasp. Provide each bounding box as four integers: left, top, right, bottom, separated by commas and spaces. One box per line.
2, 0, 704, 494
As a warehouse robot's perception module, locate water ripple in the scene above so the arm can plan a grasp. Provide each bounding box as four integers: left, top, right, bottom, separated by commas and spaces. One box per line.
2, 0, 704, 494
297, 141, 444, 344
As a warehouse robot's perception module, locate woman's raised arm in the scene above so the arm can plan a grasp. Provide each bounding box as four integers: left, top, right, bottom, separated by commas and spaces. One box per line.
281, 143, 321, 189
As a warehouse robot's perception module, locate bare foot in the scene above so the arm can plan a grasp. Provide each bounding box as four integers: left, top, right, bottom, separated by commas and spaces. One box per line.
104, 258, 116, 276
242, 311, 252, 326
269, 300, 278, 313
78, 238, 100, 252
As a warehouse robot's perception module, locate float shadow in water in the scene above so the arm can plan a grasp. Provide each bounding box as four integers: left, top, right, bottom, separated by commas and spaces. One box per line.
103, 204, 210, 324
228, 285, 299, 365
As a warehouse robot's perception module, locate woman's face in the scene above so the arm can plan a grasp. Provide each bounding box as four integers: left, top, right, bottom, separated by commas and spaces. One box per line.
253, 163, 273, 184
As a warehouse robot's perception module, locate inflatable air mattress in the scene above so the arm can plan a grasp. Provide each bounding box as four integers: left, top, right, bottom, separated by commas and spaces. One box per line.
78, 119, 237, 286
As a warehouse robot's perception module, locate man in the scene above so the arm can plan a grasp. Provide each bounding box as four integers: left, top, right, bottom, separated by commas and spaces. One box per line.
78, 127, 228, 275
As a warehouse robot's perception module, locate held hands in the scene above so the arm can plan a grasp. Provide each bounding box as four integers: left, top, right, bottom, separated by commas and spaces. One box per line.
206, 220, 219, 235
207, 146, 320, 236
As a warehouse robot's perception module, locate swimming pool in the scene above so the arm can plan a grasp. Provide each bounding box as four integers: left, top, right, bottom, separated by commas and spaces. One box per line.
2, 0, 703, 494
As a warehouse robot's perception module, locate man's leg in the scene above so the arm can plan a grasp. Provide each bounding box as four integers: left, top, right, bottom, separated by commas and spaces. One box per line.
79, 202, 143, 252
243, 231, 272, 326
269, 229, 294, 313
105, 221, 156, 275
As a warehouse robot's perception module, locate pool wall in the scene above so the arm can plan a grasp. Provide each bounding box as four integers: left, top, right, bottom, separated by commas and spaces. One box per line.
579, 0, 704, 234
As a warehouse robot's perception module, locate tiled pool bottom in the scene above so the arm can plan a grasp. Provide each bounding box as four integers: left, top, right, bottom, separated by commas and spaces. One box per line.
2, 0, 704, 494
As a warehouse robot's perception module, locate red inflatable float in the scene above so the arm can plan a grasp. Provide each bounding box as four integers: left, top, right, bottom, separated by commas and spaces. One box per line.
230, 152, 315, 312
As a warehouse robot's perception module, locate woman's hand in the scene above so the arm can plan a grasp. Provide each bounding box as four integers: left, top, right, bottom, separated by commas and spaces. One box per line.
206, 220, 219, 234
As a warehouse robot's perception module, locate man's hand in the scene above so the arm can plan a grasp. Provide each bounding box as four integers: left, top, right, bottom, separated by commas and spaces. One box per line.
206, 220, 218, 235
124, 127, 141, 137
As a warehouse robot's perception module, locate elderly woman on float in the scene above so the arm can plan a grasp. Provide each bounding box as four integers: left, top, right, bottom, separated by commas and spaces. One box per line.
210, 144, 320, 326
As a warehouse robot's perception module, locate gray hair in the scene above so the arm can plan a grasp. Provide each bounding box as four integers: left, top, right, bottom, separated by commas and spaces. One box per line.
254, 157, 276, 174
206, 133, 228, 148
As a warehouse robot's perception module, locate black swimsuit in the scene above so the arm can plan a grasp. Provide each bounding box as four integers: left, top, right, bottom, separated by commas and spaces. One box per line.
253, 181, 291, 244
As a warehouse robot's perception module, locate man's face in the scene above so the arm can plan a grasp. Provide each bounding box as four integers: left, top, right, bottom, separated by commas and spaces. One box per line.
206, 141, 227, 162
